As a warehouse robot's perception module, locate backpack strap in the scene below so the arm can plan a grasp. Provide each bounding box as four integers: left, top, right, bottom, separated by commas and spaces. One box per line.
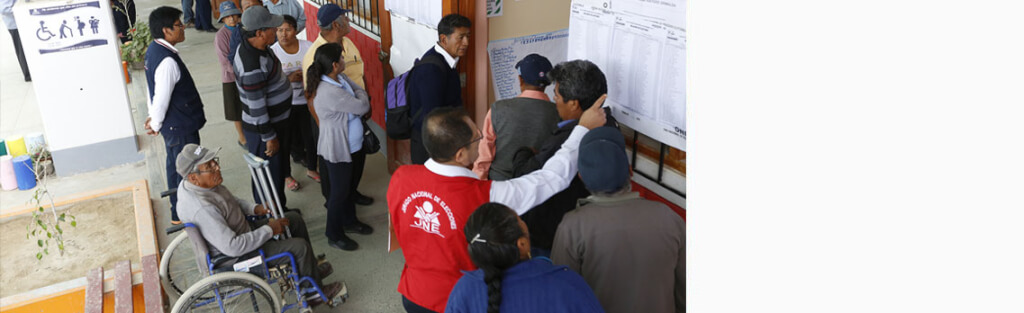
404, 52, 452, 121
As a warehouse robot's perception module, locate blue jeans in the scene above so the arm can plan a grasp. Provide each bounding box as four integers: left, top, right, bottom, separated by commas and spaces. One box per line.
182, 0, 194, 23
163, 131, 200, 222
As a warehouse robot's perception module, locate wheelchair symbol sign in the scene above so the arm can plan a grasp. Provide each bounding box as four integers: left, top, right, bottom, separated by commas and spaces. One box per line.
36, 21, 57, 41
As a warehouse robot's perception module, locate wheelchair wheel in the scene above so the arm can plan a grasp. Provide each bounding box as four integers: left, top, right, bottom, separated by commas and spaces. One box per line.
171, 272, 281, 313
160, 231, 206, 300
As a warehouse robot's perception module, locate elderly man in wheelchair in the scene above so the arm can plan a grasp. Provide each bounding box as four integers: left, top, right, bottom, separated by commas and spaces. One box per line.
174, 144, 345, 309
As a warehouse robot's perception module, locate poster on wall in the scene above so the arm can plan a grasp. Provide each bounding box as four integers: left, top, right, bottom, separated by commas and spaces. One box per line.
487, 29, 569, 102
25, 1, 109, 55
385, 0, 442, 28
568, 0, 686, 151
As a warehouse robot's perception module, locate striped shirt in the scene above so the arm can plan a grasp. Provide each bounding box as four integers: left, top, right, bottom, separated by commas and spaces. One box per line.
233, 37, 292, 141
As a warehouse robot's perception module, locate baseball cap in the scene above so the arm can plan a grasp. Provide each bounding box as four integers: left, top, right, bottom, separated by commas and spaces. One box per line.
317, 4, 352, 27
241, 6, 283, 31
175, 144, 222, 178
516, 54, 553, 87
578, 126, 631, 193
218, 1, 241, 22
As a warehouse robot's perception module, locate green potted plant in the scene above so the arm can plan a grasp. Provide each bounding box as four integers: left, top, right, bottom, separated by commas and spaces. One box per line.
120, 21, 152, 69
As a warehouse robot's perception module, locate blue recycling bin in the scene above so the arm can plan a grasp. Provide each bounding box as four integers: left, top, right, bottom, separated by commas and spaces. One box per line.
12, 155, 36, 190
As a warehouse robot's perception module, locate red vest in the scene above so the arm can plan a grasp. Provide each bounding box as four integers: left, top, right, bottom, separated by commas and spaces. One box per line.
387, 165, 493, 312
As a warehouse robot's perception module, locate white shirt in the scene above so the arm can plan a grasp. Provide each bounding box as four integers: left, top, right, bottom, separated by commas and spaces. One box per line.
146, 39, 181, 133
423, 125, 590, 216
269, 40, 312, 105
433, 43, 459, 69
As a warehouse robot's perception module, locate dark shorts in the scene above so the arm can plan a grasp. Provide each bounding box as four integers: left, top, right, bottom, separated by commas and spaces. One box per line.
222, 82, 243, 122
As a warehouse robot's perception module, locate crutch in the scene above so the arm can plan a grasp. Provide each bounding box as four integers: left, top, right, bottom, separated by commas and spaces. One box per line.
243, 152, 291, 238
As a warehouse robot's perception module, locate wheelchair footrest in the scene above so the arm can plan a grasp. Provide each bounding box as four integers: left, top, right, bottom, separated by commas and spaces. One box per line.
328, 282, 349, 307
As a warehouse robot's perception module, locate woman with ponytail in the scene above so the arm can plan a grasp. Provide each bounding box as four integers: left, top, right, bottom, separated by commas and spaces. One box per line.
306, 43, 372, 251
445, 203, 604, 313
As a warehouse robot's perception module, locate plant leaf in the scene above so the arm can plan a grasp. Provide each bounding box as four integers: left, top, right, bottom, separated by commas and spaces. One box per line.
47, 232, 52, 238
37, 240, 43, 247
36, 252, 42, 260
56, 224, 63, 234
44, 248, 49, 255
71, 221, 77, 227
38, 207, 44, 212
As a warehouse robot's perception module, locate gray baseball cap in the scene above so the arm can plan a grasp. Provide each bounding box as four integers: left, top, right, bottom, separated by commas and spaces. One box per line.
241, 6, 283, 31
175, 144, 221, 178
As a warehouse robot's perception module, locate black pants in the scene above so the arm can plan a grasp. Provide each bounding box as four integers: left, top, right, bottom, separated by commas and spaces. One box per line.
163, 131, 201, 222
323, 158, 355, 242
410, 131, 428, 165
244, 122, 291, 210
402, 296, 438, 313
8, 29, 30, 81
289, 105, 317, 171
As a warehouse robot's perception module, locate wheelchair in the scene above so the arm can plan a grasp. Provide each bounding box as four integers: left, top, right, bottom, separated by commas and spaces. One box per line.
159, 152, 348, 312
168, 223, 347, 313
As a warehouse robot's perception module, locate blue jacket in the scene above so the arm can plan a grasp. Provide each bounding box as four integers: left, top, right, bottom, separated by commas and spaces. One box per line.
144, 41, 206, 136
445, 258, 604, 313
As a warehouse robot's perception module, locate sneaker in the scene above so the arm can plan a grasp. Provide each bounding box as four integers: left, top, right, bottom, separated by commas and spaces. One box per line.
343, 221, 373, 235
353, 191, 374, 206
184, 20, 195, 28
328, 235, 359, 251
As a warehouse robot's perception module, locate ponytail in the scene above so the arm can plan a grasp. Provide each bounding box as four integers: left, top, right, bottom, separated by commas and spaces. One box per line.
464, 203, 527, 313
305, 43, 344, 100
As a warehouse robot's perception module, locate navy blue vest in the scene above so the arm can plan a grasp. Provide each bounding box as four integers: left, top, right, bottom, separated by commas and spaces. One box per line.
145, 41, 206, 136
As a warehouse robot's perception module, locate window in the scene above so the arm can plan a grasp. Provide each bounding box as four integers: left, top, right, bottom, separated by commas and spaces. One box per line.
310, 0, 381, 36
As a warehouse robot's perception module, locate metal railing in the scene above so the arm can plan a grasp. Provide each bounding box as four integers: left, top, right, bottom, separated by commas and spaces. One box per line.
631, 130, 686, 199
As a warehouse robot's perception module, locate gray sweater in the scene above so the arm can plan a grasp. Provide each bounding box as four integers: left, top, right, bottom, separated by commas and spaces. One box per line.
552, 192, 686, 313
176, 180, 272, 257
489, 97, 560, 180
313, 75, 369, 163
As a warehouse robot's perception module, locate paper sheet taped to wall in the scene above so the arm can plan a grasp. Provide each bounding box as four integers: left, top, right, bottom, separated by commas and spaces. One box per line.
487, 29, 569, 101
568, 0, 686, 151
385, 0, 442, 28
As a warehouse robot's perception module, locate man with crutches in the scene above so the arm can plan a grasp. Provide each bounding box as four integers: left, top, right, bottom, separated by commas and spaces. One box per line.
175, 144, 346, 306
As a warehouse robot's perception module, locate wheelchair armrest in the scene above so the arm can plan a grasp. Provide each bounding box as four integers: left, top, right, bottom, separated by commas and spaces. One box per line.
165, 224, 186, 235
160, 188, 177, 198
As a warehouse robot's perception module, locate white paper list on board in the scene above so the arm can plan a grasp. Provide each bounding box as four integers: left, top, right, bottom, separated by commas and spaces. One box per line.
568, 0, 685, 151
488, 29, 570, 101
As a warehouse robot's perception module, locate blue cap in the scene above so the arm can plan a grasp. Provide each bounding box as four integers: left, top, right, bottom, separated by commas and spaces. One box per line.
317, 4, 352, 27
578, 126, 631, 193
515, 54, 553, 87
218, 1, 241, 22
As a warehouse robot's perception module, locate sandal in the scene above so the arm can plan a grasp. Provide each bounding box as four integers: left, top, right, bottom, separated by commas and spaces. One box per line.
286, 177, 300, 191
306, 172, 321, 183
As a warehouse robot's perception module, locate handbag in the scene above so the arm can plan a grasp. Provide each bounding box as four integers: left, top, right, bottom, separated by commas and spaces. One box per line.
362, 120, 381, 154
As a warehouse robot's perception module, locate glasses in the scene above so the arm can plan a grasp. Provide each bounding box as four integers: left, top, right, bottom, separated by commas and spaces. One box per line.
193, 157, 220, 174
461, 133, 483, 149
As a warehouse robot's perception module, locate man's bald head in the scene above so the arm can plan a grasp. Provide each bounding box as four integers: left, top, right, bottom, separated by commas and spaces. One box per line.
423, 107, 477, 163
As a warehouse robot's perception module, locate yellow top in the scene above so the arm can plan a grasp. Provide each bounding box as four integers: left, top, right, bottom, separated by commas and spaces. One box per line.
303, 35, 365, 90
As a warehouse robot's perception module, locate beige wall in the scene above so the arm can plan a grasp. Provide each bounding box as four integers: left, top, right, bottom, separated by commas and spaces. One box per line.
485, 0, 572, 105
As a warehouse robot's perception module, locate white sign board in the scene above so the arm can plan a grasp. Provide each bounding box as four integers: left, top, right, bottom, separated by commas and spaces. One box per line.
487, 0, 503, 17
568, 0, 686, 151
14, 0, 139, 175
487, 29, 569, 101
